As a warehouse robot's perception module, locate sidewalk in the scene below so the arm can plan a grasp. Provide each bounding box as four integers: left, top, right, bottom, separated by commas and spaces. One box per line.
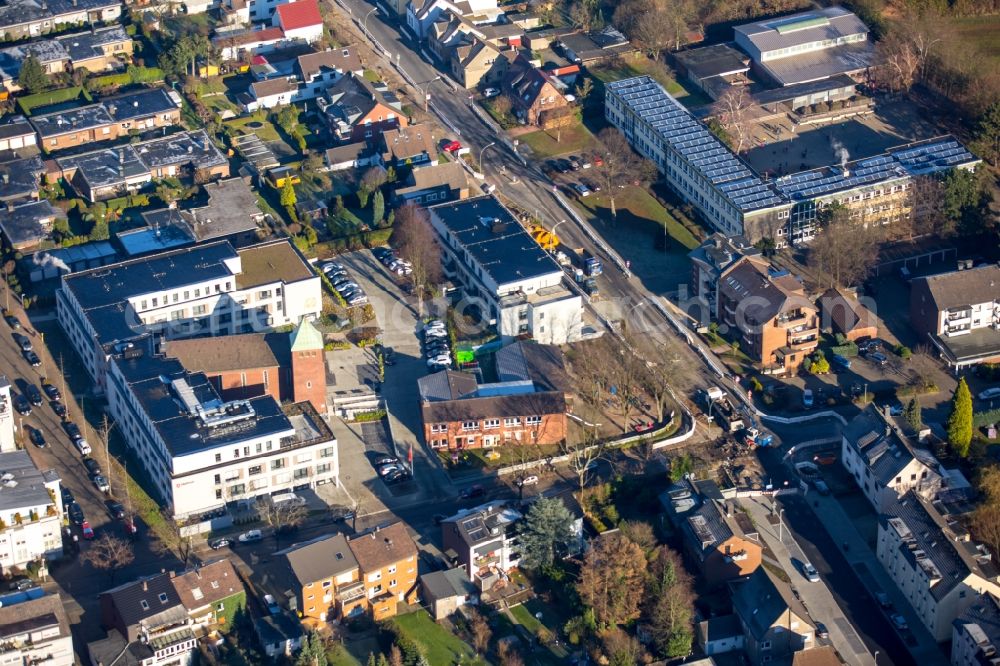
740, 497, 875, 666
804, 491, 949, 666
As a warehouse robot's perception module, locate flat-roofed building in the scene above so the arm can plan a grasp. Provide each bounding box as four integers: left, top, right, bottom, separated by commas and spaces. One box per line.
0, 592, 73, 666
0, 450, 63, 571
427, 196, 583, 344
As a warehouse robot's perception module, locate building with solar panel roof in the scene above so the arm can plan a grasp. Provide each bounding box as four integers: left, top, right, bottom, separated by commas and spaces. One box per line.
605, 76, 980, 247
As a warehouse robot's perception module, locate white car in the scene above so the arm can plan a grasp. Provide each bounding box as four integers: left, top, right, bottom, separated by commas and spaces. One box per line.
802, 562, 820, 582
238, 529, 263, 543
320, 262, 342, 274
75, 438, 92, 456
483, 87, 499, 98
978, 387, 1000, 401
264, 594, 280, 615
517, 475, 539, 487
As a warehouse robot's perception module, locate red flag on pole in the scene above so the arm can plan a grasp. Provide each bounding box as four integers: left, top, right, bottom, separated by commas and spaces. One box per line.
408, 443, 413, 464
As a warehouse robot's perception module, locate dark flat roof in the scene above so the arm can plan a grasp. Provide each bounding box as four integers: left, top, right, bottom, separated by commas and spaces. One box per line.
57, 144, 148, 188
0, 154, 43, 201
934, 329, 1000, 365
0, 199, 57, 247
429, 196, 561, 286
103, 87, 178, 123
30, 103, 113, 138
675, 44, 749, 81
752, 73, 856, 105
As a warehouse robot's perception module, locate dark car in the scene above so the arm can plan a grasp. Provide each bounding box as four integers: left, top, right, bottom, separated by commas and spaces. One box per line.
13, 333, 32, 352
373, 455, 398, 466
8, 578, 36, 592
24, 350, 40, 367
67, 502, 84, 525
42, 383, 61, 401
64, 422, 82, 440
61, 486, 74, 506
83, 458, 101, 477
815, 621, 829, 639
12, 394, 31, 416
384, 470, 410, 484
209, 537, 231, 550
25, 384, 42, 406
28, 428, 46, 448
461, 484, 485, 499
3, 309, 20, 329
106, 500, 125, 520
51, 401, 66, 418
869, 351, 888, 366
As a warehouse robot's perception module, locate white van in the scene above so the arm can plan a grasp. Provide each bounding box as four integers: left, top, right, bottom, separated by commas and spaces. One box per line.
75, 439, 92, 456
271, 493, 306, 507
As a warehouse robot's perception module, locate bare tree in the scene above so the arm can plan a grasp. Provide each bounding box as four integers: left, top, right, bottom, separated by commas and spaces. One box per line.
151, 508, 194, 568
257, 498, 308, 533
563, 428, 603, 490
594, 128, 653, 219
613, 0, 696, 54
711, 87, 753, 154
469, 609, 492, 655
874, 22, 939, 94
906, 175, 953, 238
390, 204, 443, 317
808, 203, 881, 287
497, 639, 524, 666
577, 532, 648, 627
84, 533, 135, 583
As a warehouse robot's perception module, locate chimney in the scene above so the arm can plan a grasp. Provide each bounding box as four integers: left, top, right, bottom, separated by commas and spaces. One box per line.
142, 580, 148, 591
169, 571, 176, 578
6, 201, 13, 213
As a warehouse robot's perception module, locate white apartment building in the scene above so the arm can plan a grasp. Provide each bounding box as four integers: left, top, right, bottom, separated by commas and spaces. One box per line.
840, 406, 943, 512
106, 352, 338, 519
0, 377, 15, 453
0, 451, 63, 572
0, 592, 74, 666
428, 196, 584, 345
878, 491, 1000, 642
57, 239, 321, 392
952, 593, 1000, 666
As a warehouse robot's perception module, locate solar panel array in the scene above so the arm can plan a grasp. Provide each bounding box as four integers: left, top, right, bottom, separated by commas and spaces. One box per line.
608, 77, 785, 213
774, 137, 978, 201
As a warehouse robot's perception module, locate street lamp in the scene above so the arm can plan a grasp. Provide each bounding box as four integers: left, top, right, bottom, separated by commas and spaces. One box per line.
479, 141, 497, 176
419, 75, 441, 112
778, 508, 786, 541
362, 7, 377, 37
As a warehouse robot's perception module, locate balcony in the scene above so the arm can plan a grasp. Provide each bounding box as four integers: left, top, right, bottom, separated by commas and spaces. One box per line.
775, 311, 811, 328
787, 336, 819, 352
337, 582, 365, 603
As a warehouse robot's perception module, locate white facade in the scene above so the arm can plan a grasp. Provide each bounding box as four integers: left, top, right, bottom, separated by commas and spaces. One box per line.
105, 361, 339, 519
936, 299, 1000, 338
877, 501, 1000, 642
951, 596, 1000, 666
250, 0, 293, 21
497, 286, 583, 345
57, 240, 322, 391
0, 594, 74, 666
0, 377, 15, 453
406, 0, 499, 37
279, 23, 323, 44
0, 451, 63, 572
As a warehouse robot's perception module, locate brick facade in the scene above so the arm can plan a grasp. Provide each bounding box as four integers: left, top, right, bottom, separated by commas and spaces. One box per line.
424, 411, 567, 450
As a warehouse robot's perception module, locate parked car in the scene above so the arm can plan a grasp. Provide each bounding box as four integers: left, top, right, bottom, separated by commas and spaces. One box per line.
978, 387, 1000, 401
24, 350, 40, 367
209, 538, 231, 550
74, 439, 92, 456
264, 594, 281, 615
28, 428, 46, 448
875, 591, 893, 608
555, 159, 571, 174
890, 613, 909, 631
51, 401, 66, 418
83, 458, 101, 477
831, 354, 851, 370
8, 578, 36, 592
373, 455, 399, 466
106, 500, 125, 520
572, 183, 591, 197
815, 621, 829, 639
443, 140, 462, 153
813, 479, 831, 496
61, 486, 74, 506
238, 529, 263, 543
64, 422, 82, 440
42, 383, 61, 401
68, 502, 84, 525
13, 333, 32, 352
81, 521, 94, 539
482, 87, 499, 98
92, 474, 110, 493
593, 155, 604, 167
869, 351, 888, 366
3, 309, 20, 329
567, 156, 581, 170
12, 394, 30, 415
461, 484, 485, 499
517, 475, 539, 487
25, 384, 42, 406
802, 562, 820, 582
802, 389, 814, 408
384, 469, 411, 484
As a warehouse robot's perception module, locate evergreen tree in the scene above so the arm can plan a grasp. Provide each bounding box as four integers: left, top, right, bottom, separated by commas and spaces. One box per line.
904, 398, 922, 432
519, 497, 576, 569
280, 178, 297, 209
371, 190, 384, 224
946, 377, 973, 457
17, 55, 48, 94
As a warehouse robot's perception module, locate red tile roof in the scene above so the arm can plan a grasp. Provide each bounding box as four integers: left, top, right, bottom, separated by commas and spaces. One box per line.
277, 0, 323, 30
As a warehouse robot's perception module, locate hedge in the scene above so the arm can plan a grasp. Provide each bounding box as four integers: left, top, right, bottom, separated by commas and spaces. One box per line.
105, 194, 150, 211
831, 343, 859, 357
88, 67, 165, 90
975, 409, 1000, 429
18, 86, 90, 115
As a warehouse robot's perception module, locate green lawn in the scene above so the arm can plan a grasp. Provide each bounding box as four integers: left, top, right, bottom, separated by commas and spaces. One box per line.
393, 610, 479, 665
519, 122, 596, 159
18, 86, 90, 115
949, 16, 1000, 65
590, 57, 711, 108
579, 186, 699, 251
510, 604, 544, 634
224, 116, 281, 142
